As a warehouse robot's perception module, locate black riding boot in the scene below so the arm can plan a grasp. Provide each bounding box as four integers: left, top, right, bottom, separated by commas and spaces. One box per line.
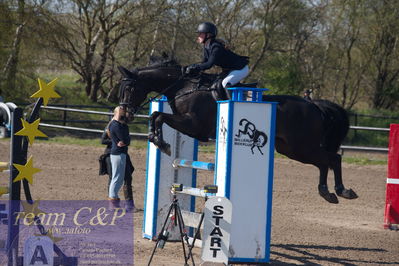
224, 82, 233, 99
123, 185, 135, 211
211, 80, 230, 101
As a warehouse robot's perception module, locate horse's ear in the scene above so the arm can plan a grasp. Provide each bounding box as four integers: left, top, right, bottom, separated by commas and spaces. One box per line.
149, 56, 156, 64
161, 52, 169, 60
117, 66, 136, 79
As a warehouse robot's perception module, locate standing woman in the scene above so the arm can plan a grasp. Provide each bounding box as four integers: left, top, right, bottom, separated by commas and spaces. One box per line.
185, 22, 250, 100
108, 106, 130, 208
101, 121, 136, 211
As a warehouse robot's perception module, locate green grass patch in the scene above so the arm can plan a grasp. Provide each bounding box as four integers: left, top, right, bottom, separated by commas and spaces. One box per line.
198, 143, 216, 153
342, 156, 387, 165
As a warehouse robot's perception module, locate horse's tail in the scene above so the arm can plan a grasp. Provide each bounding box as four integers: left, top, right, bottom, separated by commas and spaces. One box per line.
313, 100, 349, 153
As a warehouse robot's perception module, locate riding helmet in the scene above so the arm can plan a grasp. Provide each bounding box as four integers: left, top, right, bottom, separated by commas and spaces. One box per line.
197, 22, 217, 37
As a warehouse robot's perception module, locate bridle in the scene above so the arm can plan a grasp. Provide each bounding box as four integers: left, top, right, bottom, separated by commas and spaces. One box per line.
119, 66, 186, 114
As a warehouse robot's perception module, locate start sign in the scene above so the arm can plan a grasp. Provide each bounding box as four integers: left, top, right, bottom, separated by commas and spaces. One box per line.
201, 197, 232, 264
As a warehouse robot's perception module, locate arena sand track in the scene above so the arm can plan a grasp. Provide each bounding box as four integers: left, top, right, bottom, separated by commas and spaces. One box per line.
0, 140, 398, 265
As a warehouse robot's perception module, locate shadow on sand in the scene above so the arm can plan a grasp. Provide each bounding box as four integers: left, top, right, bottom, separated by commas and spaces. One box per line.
268, 243, 396, 265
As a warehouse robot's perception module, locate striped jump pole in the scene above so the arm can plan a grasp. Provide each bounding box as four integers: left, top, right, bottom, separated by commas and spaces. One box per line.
0, 102, 12, 138
0, 162, 8, 172
384, 124, 399, 230
172, 159, 215, 171
175, 186, 215, 198
0, 161, 9, 196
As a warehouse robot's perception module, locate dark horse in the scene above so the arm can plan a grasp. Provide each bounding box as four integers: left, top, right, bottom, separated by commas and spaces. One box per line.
117, 57, 357, 204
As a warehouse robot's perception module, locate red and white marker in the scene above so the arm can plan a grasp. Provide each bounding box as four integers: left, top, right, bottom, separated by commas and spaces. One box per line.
384, 124, 399, 229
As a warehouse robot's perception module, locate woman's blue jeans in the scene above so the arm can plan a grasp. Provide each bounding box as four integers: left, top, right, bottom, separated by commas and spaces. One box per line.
109, 153, 126, 199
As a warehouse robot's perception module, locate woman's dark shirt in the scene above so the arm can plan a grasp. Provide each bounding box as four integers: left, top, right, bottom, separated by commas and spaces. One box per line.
109, 120, 130, 155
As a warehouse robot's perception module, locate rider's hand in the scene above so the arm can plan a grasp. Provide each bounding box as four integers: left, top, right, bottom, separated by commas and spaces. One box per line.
185, 64, 200, 75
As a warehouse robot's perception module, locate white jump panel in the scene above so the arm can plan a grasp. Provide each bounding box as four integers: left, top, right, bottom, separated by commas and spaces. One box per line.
215, 99, 277, 264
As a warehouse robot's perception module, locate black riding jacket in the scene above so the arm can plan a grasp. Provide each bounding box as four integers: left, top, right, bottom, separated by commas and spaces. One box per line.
196, 39, 249, 72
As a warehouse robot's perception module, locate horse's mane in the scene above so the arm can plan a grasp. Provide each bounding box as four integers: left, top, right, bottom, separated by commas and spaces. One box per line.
132, 54, 218, 87
136, 55, 181, 72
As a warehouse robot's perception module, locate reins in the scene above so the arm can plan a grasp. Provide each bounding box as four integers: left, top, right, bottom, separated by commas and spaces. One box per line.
131, 74, 185, 114
137, 75, 215, 111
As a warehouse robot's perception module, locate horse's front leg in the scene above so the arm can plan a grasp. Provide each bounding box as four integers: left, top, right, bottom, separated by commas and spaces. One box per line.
148, 112, 158, 142
148, 111, 171, 156
151, 111, 211, 155
332, 154, 358, 199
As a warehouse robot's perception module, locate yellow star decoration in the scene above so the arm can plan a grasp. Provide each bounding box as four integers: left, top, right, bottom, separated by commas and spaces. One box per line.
21, 200, 46, 224
21, 201, 63, 242
31, 78, 61, 106
36, 227, 63, 243
15, 118, 47, 145
13, 156, 41, 184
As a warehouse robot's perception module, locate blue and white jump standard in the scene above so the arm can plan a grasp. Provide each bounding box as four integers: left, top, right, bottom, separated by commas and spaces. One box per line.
143, 88, 277, 264
215, 88, 276, 263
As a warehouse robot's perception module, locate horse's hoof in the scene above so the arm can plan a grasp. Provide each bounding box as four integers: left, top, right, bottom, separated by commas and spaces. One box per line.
320, 192, 339, 204
148, 133, 155, 142
319, 186, 339, 204
160, 143, 171, 156
337, 188, 358, 199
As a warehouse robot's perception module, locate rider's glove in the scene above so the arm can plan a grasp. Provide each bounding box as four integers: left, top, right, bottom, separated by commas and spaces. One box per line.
185, 64, 200, 75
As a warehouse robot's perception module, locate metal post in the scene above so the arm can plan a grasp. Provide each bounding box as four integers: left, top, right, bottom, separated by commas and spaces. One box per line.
7, 106, 23, 266
63, 103, 67, 126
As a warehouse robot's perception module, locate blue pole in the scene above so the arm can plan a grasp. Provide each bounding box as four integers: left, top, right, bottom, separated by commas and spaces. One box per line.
173, 159, 215, 171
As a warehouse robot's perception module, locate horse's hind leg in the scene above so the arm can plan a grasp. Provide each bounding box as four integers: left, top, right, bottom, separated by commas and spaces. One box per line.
331, 154, 358, 199
318, 165, 339, 204
299, 147, 342, 203
276, 140, 339, 203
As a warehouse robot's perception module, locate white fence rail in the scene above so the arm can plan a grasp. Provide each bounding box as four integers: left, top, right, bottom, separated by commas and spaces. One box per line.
41, 105, 149, 119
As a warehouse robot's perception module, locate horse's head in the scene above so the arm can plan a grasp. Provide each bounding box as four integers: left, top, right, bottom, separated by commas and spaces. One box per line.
118, 66, 147, 117
117, 57, 182, 117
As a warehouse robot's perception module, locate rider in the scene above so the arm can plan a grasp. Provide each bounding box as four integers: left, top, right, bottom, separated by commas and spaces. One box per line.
303, 89, 312, 101
185, 22, 250, 100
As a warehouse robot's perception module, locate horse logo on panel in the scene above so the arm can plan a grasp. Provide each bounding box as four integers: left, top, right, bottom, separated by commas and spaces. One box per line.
219, 117, 227, 147
235, 118, 268, 155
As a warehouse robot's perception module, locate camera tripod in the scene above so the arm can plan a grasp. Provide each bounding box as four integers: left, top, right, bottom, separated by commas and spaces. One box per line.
147, 189, 196, 266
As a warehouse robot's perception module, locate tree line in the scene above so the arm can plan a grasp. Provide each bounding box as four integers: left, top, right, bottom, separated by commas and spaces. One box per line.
1, 0, 398, 110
